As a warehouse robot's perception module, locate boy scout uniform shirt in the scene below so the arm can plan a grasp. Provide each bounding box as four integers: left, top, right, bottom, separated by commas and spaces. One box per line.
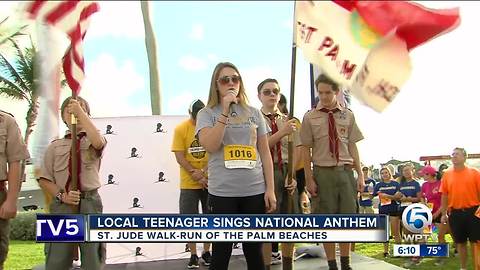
261, 109, 301, 164
300, 104, 363, 166
0, 111, 30, 181
39, 133, 105, 191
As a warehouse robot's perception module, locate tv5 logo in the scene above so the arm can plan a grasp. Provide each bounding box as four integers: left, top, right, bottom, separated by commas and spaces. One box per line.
36, 214, 85, 242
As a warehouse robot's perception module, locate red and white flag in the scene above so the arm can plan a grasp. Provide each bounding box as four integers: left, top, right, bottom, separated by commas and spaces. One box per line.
21, 1, 99, 95
296, 1, 460, 112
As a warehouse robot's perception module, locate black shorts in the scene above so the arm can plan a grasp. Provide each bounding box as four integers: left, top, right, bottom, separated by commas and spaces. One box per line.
388, 211, 401, 217
379, 211, 401, 217
448, 205, 480, 243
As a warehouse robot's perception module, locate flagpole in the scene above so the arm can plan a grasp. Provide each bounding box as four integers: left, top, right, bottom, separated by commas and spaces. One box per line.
309, 64, 315, 108
286, 1, 297, 214
70, 91, 79, 212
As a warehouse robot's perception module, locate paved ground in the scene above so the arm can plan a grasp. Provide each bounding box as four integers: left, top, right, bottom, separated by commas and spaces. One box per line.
33, 251, 406, 270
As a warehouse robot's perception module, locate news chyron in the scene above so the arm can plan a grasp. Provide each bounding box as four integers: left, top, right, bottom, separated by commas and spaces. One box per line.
36, 214, 389, 243
393, 203, 449, 257
36, 214, 85, 242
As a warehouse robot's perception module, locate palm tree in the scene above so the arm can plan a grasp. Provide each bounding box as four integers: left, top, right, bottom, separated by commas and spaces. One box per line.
0, 38, 38, 146
141, 1, 162, 115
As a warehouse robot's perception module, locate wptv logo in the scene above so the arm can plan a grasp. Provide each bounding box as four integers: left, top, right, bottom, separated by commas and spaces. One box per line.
402, 203, 436, 242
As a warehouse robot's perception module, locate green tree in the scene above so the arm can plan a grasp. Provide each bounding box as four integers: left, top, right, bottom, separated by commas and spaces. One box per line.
0, 38, 38, 146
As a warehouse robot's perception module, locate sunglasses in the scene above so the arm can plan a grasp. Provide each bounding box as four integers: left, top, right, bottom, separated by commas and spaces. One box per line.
217, 75, 241, 85
262, 88, 280, 96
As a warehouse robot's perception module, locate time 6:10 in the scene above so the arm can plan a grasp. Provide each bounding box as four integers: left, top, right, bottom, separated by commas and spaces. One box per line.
397, 245, 418, 255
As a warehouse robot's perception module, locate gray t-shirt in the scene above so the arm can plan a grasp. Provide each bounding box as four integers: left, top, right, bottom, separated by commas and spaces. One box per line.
195, 104, 268, 197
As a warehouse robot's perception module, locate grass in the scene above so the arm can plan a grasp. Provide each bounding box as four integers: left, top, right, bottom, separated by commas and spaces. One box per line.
5, 240, 477, 270
4, 241, 44, 270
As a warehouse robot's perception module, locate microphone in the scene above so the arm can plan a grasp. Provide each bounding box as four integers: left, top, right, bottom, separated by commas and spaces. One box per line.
227, 89, 238, 117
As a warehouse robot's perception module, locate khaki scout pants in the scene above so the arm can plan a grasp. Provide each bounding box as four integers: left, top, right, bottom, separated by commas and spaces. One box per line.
273, 166, 299, 214
0, 190, 9, 270
311, 166, 357, 214
45, 190, 105, 270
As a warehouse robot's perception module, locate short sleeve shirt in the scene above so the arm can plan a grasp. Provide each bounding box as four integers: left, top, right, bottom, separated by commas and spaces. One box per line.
373, 180, 400, 214
39, 134, 105, 191
261, 109, 301, 164
0, 111, 30, 180
171, 119, 208, 189
195, 104, 268, 197
398, 180, 421, 211
300, 104, 363, 166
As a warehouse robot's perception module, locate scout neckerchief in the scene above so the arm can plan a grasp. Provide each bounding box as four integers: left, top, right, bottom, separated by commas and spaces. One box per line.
265, 113, 283, 171
318, 107, 341, 163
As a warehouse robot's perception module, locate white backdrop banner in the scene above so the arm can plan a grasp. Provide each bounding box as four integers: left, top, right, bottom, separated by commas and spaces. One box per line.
91, 115, 243, 264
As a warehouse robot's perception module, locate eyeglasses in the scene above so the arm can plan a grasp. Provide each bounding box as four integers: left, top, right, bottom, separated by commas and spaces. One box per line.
261, 88, 280, 96
217, 75, 241, 85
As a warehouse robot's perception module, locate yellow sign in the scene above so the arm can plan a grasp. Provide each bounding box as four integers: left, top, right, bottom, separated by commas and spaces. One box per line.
224, 145, 257, 169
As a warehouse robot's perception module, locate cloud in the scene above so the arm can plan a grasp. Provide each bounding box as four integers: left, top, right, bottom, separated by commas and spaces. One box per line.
87, 1, 144, 40
81, 53, 149, 117
178, 55, 207, 71
189, 23, 204, 40
239, 64, 312, 120
240, 65, 276, 109
166, 92, 195, 115
207, 53, 219, 63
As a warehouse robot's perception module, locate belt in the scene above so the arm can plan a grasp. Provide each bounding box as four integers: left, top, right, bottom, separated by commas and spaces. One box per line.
451, 205, 479, 212
314, 164, 353, 171
80, 189, 99, 199
0, 181, 5, 191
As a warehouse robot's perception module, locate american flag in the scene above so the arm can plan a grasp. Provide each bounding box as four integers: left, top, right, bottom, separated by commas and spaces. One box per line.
22, 1, 99, 94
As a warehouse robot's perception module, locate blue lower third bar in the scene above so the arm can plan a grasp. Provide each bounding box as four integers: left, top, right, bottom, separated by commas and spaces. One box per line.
419, 244, 449, 257
36, 214, 85, 242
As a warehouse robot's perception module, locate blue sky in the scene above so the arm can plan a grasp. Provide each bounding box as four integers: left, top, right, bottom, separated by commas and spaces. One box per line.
82, 1, 301, 117
1, 1, 480, 166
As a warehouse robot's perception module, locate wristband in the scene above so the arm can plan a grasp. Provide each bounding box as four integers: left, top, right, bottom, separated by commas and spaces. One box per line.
55, 189, 65, 204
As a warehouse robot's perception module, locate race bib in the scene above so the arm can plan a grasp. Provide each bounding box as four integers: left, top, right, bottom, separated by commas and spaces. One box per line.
224, 145, 257, 169
379, 194, 391, 206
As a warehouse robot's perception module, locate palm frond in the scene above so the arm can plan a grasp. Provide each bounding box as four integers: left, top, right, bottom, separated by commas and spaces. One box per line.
0, 74, 24, 95
0, 51, 29, 92
0, 86, 26, 100
17, 47, 34, 93
8, 38, 26, 65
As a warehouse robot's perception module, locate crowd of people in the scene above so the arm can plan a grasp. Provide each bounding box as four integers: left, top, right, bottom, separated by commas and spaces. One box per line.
0, 61, 479, 270
362, 157, 480, 269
